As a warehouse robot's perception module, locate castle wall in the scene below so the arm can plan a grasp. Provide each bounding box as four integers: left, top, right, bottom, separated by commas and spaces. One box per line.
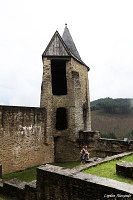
95, 138, 133, 157
36, 165, 133, 200
54, 136, 80, 162
0, 105, 54, 174
54, 132, 133, 163
77, 131, 133, 158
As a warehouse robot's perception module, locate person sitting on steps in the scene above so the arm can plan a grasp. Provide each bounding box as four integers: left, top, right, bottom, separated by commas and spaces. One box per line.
80, 146, 89, 164
85, 146, 90, 161
80, 146, 86, 164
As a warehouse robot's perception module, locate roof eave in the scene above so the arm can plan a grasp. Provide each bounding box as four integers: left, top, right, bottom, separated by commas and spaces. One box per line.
71, 54, 90, 71
42, 54, 90, 71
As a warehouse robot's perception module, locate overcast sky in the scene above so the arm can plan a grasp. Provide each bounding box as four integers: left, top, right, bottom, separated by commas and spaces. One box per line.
0, 0, 133, 107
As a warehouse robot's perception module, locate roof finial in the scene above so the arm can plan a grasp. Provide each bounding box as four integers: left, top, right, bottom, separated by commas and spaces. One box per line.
65, 23, 67, 28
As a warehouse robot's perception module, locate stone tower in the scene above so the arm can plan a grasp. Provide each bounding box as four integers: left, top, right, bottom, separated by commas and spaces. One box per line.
40, 25, 91, 146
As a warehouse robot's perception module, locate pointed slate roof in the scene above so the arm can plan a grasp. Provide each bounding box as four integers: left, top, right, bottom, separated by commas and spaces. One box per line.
42, 25, 89, 70
62, 24, 81, 60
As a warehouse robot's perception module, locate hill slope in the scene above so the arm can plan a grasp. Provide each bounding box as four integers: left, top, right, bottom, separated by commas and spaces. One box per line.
91, 98, 133, 139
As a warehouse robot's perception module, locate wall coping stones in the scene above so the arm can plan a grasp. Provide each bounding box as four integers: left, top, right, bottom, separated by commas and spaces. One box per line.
38, 164, 133, 195
73, 151, 133, 172
117, 161, 133, 168
38, 164, 77, 176
4, 178, 27, 190
73, 172, 133, 194
99, 138, 133, 143
0, 105, 41, 110
25, 180, 36, 189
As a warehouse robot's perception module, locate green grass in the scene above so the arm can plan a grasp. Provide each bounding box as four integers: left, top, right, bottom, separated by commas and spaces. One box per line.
2, 162, 80, 183
50, 161, 81, 168
0, 195, 16, 200
83, 155, 133, 184
2, 156, 132, 185
3, 166, 37, 182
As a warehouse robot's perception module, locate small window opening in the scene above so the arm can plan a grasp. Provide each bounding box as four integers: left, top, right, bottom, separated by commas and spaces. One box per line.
56, 108, 67, 130
83, 104, 87, 128
51, 60, 67, 95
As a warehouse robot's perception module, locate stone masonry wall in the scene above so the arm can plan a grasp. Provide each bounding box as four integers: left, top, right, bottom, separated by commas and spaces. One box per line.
95, 138, 133, 157
72, 58, 91, 132
40, 57, 91, 143
55, 131, 133, 163
54, 136, 80, 162
77, 131, 133, 158
0, 105, 54, 174
36, 165, 133, 200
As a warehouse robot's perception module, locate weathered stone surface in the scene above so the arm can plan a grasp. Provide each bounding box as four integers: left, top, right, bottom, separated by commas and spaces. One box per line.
76, 130, 133, 158
36, 164, 133, 200
116, 161, 133, 179
40, 56, 91, 162
40, 57, 91, 141
91, 138, 133, 158
0, 106, 54, 174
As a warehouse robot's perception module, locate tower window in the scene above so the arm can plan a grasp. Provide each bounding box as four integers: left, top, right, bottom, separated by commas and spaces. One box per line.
51, 60, 67, 95
56, 108, 67, 130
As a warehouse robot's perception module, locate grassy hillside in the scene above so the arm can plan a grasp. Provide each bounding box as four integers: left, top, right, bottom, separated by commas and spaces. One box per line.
91, 98, 133, 114
91, 98, 133, 139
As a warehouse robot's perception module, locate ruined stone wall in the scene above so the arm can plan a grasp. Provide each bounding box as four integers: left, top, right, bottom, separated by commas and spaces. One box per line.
95, 138, 133, 157
54, 132, 133, 163
77, 131, 133, 158
0, 105, 54, 174
36, 165, 133, 200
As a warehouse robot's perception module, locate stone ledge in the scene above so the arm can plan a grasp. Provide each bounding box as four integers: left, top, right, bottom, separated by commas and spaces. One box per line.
73, 172, 133, 194
4, 178, 26, 190
74, 151, 133, 172
26, 180, 36, 189
37, 164, 133, 199
116, 161, 133, 179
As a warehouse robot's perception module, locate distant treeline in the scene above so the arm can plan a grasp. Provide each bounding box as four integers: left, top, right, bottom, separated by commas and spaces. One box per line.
91, 98, 133, 114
